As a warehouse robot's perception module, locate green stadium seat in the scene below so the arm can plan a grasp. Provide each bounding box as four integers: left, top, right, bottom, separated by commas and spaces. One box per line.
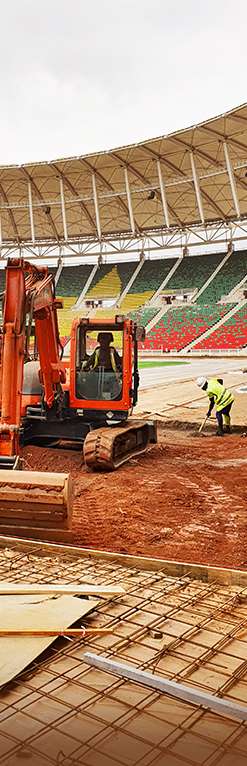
197, 250, 247, 304
168, 253, 223, 295
57, 264, 93, 297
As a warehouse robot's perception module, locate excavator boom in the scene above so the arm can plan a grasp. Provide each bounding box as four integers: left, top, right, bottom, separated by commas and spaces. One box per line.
0, 259, 72, 528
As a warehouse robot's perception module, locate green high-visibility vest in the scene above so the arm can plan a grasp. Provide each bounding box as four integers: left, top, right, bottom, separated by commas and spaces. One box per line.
207, 378, 234, 411
93, 346, 117, 372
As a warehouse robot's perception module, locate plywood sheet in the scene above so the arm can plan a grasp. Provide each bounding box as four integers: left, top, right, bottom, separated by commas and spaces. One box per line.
0, 594, 99, 687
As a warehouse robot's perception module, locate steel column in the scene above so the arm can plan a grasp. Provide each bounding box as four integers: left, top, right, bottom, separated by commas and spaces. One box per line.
92, 173, 101, 240
124, 167, 135, 234
157, 159, 170, 228
28, 181, 35, 243
59, 177, 68, 241
190, 153, 205, 224
223, 142, 240, 218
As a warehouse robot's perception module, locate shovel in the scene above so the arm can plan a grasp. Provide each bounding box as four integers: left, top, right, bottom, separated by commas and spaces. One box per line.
198, 415, 208, 434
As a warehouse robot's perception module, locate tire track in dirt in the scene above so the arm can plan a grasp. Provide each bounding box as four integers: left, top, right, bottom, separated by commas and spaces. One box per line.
165, 467, 246, 543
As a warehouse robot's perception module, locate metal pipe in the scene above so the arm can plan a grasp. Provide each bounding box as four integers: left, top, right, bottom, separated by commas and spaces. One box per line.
84, 653, 247, 721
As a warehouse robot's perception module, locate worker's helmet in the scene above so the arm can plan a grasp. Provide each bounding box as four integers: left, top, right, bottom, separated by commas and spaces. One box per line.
196, 376, 207, 388
97, 332, 114, 344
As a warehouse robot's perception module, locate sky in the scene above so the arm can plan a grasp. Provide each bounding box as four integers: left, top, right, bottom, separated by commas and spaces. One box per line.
0, 0, 247, 165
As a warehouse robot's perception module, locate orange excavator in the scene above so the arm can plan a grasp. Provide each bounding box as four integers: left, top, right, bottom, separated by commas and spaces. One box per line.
0, 258, 156, 530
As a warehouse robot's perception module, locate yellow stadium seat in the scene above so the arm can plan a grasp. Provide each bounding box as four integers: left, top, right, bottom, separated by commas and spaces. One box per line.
86, 266, 121, 299
120, 291, 153, 313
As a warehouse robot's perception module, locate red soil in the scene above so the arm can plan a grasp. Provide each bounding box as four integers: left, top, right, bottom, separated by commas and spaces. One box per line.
21, 430, 247, 569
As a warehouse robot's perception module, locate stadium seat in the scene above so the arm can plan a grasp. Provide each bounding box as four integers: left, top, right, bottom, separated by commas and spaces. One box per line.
167, 253, 224, 295
128, 306, 160, 327
128, 258, 175, 294
194, 304, 247, 349
120, 258, 176, 313
197, 250, 247, 304
143, 304, 233, 351
57, 264, 93, 297
86, 262, 135, 300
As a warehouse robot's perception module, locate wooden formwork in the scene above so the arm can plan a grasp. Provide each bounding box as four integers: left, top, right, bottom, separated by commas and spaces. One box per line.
0, 538, 246, 765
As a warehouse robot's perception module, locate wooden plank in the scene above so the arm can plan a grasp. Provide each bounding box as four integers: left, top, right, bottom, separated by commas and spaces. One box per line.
84, 653, 247, 722
0, 527, 73, 543
0, 470, 70, 486
0, 595, 99, 687
0, 628, 113, 637
0, 536, 245, 587
0, 583, 125, 597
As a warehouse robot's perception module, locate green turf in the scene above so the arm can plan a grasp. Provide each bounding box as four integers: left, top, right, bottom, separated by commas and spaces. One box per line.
139, 360, 189, 368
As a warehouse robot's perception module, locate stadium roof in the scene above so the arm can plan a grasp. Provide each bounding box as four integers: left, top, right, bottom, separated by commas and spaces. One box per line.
0, 102, 247, 253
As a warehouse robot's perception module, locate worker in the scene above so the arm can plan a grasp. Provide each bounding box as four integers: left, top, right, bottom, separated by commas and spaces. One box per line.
82, 332, 122, 373
196, 376, 234, 436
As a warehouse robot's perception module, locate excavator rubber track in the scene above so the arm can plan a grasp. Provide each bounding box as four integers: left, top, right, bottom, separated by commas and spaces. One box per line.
83, 420, 157, 471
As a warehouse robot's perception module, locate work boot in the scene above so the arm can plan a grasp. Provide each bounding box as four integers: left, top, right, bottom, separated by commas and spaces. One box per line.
216, 429, 224, 437
224, 425, 231, 434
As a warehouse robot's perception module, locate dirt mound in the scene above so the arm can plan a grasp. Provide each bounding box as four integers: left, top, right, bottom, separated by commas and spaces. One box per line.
21, 430, 247, 569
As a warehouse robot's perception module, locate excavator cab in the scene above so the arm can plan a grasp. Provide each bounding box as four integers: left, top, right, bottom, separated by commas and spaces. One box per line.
76, 328, 123, 402
68, 317, 134, 421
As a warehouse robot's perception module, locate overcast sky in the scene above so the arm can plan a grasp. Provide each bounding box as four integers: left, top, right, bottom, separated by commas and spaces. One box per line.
0, 0, 246, 165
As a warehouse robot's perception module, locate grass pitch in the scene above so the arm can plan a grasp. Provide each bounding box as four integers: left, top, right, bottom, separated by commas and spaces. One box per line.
139, 359, 189, 369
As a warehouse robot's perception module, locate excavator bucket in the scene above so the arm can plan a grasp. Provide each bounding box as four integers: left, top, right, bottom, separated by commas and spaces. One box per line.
0, 470, 73, 535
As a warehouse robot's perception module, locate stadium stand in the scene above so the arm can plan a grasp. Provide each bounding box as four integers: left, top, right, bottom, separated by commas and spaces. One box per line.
197, 250, 247, 304
42, 248, 247, 351
143, 304, 233, 351
194, 303, 247, 350
166, 253, 224, 296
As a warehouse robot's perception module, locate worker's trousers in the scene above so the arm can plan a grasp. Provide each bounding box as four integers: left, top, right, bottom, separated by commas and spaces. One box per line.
216, 402, 233, 431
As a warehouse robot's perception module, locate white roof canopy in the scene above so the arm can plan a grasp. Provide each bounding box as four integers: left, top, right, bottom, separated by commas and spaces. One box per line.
0, 103, 247, 256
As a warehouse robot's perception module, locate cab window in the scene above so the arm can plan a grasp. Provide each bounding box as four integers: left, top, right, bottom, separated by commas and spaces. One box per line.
76, 328, 123, 401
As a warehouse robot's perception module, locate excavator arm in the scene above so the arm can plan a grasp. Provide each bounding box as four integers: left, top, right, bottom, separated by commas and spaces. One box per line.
0, 257, 65, 465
